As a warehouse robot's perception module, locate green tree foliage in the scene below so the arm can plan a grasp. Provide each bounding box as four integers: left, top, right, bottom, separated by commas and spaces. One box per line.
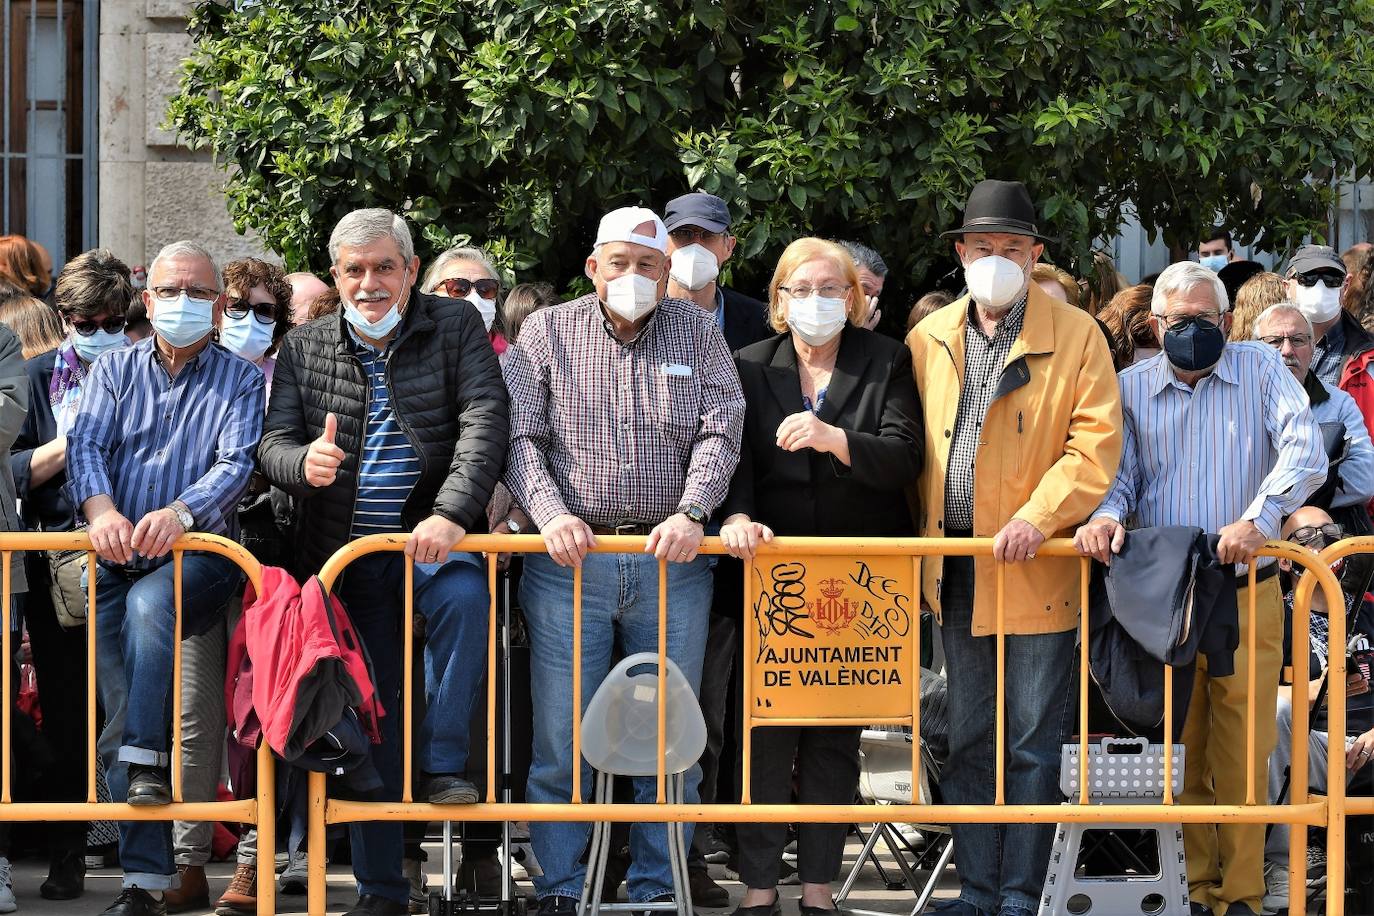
170, 0, 1374, 303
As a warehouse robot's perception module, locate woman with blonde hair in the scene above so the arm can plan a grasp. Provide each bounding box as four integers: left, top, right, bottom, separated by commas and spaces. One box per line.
722, 237, 922, 916
0, 287, 64, 358
1228, 271, 1288, 341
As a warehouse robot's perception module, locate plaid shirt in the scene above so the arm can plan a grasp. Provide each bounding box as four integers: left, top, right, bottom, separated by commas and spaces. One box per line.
502, 293, 745, 529
944, 296, 1027, 530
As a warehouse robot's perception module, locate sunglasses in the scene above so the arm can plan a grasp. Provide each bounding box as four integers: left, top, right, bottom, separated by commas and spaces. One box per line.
224, 299, 279, 325
1295, 272, 1343, 289
436, 277, 500, 300
71, 316, 127, 336
1288, 523, 1344, 548
668, 227, 724, 245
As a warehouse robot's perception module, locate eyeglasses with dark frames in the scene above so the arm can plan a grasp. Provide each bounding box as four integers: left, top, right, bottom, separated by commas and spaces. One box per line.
224, 299, 279, 325
71, 316, 128, 336
436, 277, 500, 300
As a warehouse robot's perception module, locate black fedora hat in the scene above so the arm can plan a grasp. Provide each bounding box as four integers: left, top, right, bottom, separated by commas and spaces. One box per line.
940, 179, 1058, 242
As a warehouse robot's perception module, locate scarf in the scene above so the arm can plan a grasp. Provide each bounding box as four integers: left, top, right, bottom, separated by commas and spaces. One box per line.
48, 342, 86, 436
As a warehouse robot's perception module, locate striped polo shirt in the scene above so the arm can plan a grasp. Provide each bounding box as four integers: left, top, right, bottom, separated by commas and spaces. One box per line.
350, 335, 422, 538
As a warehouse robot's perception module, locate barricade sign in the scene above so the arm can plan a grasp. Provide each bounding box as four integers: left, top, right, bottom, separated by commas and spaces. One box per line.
750, 554, 916, 719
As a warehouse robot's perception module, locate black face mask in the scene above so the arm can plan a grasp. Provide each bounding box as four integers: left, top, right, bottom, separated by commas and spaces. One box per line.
1162, 316, 1226, 372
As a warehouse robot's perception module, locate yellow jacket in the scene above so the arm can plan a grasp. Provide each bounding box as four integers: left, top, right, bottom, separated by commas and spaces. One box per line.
906, 282, 1123, 635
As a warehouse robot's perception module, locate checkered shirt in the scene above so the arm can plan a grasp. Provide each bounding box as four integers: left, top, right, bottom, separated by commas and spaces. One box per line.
944, 295, 1028, 531
502, 293, 745, 529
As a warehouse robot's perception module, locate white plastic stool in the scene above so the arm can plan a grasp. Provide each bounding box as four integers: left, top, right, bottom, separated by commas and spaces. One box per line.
578, 653, 707, 916
1038, 737, 1188, 916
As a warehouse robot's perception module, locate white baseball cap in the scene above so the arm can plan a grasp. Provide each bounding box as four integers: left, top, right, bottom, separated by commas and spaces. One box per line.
595, 206, 668, 254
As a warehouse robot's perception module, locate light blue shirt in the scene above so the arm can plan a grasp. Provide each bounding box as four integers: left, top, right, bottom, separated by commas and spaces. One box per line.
1094, 342, 1326, 544
1311, 377, 1374, 509
346, 331, 422, 538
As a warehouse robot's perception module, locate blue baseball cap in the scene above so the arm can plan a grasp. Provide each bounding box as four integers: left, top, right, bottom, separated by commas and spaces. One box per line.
664, 192, 732, 234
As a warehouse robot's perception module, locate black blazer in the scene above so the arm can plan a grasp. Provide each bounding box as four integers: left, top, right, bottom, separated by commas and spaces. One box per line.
720, 286, 772, 352
723, 325, 922, 537
10, 350, 73, 531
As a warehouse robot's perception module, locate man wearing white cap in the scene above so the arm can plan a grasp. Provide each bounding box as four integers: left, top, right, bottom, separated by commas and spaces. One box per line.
503, 206, 745, 916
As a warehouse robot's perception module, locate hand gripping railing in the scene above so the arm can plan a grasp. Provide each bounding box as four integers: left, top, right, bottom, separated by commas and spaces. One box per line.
306, 535, 1347, 916
0, 532, 276, 915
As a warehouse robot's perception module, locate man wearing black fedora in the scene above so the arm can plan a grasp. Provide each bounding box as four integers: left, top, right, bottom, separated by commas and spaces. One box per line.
907, 179, 1124, 915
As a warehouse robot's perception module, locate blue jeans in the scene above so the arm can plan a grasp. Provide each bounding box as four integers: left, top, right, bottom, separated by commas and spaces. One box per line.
521, 552, 713, 902
92, 555, 242, 891
335, 553, 490, 903
939, 556, 1075, 914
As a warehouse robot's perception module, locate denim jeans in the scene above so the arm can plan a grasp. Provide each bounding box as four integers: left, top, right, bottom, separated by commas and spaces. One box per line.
335, 553, 490, 904
91, 555, 242, 891
939, 556, 1075, 914
521, 552, 713, 903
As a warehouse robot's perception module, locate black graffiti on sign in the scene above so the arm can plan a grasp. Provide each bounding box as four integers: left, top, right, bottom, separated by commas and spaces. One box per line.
849, 561, 912, 641
754, 560, 814, 663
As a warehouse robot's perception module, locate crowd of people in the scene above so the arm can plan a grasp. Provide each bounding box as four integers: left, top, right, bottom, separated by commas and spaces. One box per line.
0, 178, 1368, 916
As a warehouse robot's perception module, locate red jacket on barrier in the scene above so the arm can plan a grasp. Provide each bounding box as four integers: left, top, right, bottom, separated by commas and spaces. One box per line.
225, 566, 383, 761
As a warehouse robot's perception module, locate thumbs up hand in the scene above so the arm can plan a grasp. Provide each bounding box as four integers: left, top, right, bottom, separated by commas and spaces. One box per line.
304, 412, 346, 488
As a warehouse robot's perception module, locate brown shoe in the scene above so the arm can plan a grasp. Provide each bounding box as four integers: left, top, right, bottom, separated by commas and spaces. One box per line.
162, 864, 209, 913
214, 863, 258, 915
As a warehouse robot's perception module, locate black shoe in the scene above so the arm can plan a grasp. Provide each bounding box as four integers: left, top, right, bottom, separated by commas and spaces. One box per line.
100, 887, 167, 916
1225, 906, 1258, 916
126, 766, 171, 806
538, 896, 579, 916
342, 894, 410, 916
642, 894, 687, 916
1189, 904, 1213, 916
458, 852, 504, 897
689, 867, 729, 908
731, 892, 781, 916
40, 848, 85, 900
424, 773, 480, 804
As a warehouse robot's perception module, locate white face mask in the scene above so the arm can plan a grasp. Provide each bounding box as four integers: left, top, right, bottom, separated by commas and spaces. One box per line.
604, 272, 660, 323
964, 252, 1032, 312
342, 266, 409, 339
786, 295, 848, 346
465, 291, 498, 331
669, 244, 720, 292
219, 312, 275, 362
1293, 281, 1342, 324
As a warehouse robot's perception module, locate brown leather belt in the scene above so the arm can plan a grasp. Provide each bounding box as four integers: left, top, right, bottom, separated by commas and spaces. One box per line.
589, 522, 657, 536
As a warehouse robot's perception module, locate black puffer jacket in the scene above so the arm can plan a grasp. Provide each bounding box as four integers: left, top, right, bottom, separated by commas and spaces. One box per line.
258, 290, 509, 575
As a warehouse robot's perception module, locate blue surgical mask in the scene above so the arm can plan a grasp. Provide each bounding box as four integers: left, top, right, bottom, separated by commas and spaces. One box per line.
152, 292, 216, 348
1199, 254, 1229, 272
342, 267, 409, 339
70, 328, 128, 363
219, 312, 275, 362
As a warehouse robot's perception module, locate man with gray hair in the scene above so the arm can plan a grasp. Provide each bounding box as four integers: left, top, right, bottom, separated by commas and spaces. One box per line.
1076, 261, 1326, 916
1253, 301, 1374, 516
258, 208, 508, 916
67, 240, 265, 916
838, 240, 887, 329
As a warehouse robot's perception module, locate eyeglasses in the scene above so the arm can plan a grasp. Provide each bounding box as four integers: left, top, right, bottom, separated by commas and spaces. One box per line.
1161, 312, 1222, 332
668, 227, 724, 245
1259, 334, 1313, 348
1289, 523, 1344, 548
436, 277, 500, 300
224, 298, 279, 325
779, 284, 851, 299
71, 316, 127, 336
1295, 272, 1343, 289
151, 285, 219, 302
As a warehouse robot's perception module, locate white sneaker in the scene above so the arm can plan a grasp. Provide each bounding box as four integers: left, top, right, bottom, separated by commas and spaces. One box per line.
501, 841, 542, 879
1262, 859, 1289, 915
0, 856, 16, 913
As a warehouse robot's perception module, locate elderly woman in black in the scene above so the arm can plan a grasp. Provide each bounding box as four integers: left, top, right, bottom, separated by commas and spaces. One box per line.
721, 237, 922, 916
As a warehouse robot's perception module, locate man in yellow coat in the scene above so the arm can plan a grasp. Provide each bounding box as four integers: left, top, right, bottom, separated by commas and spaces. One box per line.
907, 180, 1123, 916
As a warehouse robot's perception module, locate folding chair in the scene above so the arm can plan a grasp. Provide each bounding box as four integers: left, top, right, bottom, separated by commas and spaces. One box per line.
834, 726, 953, 916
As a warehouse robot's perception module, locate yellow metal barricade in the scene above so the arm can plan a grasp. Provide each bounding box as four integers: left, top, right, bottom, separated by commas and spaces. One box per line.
0, 532, 276, 915
307, 534, 1349, 916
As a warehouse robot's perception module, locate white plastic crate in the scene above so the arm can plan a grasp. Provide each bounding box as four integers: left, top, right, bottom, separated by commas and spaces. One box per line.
1060, 736, 1185, 800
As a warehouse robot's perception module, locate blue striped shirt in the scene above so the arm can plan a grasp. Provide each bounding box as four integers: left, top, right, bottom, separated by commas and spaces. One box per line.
1095, 342, 1326, 545
67, 337, 265, 568
349, 337, 422, 538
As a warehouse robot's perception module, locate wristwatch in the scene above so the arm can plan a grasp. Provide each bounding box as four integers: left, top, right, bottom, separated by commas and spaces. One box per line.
168, 503, 195, 532
504, 517, 523, 534
679, 504, 709, 527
